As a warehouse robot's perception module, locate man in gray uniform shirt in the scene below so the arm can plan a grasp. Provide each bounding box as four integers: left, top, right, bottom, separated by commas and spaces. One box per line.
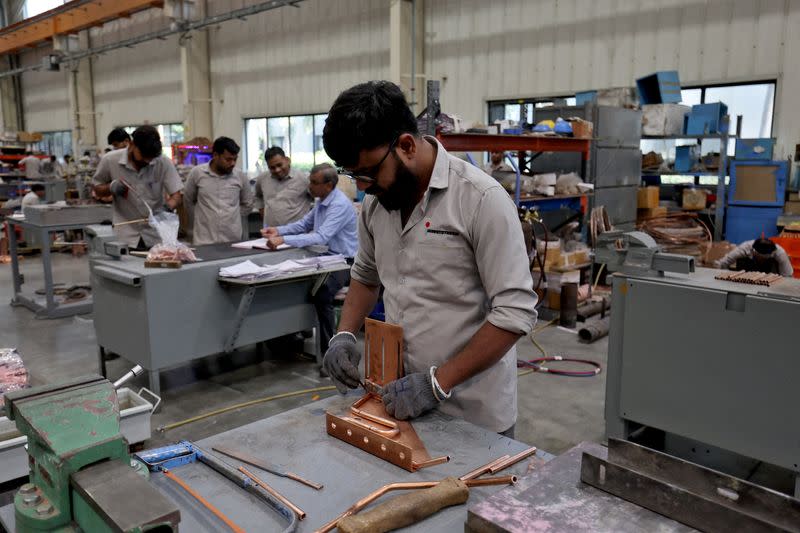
184, 137, 254, 245
321, 81, 537, 436
254, 146, 313, 227
93, 125, 183, 249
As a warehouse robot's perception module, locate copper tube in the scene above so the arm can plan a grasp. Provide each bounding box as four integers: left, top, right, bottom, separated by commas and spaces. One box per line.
314, 475, 516, 533
163, 469, 245, 533
350, 396, 398, 429
411, 455, 451, 470
285, 472, 324, 491
238, 466, 306, 520
459, 454, 511, 481
347, 417, 400, 437
488, 446, 538, 474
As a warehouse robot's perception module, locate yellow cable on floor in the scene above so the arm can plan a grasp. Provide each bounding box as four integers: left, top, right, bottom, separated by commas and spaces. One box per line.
157, 385, 336, 433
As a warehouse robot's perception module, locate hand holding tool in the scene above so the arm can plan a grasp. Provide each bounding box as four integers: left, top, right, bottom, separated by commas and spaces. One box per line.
323, 332, 362, 393
381, 371, 439, 420
109, 179, 128, 198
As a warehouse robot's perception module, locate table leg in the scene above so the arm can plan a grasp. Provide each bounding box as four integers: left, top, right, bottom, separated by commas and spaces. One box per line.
148, 370, 161, 397
7, 221, 21, 300
98, 346, 107, 377
40, 227, 55, 314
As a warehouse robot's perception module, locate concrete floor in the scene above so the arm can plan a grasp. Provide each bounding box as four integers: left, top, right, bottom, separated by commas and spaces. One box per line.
0, 253, 608, 455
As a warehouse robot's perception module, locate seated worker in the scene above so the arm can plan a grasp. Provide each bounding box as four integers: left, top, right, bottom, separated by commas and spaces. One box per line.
714, 237, 793, 277
483, 151, 512, 174
261, 163, 358, 355
183, 137, 254, 245
108, 127, 131, 150
21, 184, 45, 207
92, 125, 183, 250
255, 146, 313, 227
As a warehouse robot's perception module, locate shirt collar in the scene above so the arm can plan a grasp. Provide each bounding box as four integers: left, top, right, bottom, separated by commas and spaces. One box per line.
424, 135, 450, 190
271, 171, 293, 181
117, 148, 155, 171
320, 187, 338, 207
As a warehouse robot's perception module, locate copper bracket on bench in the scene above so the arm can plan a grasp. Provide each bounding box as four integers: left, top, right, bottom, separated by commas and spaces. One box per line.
326, 319, 450, 472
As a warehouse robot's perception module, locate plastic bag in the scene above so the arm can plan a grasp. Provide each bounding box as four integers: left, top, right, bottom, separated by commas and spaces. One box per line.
0, 348, 29, 406
145, 211, 197, 263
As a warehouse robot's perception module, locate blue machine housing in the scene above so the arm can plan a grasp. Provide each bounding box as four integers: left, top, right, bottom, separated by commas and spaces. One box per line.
728, 160, 787, 207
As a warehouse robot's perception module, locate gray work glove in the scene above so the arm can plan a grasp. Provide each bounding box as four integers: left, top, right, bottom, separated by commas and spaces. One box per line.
382, 372, 440, 420
109, 179, 128, 198
323, 332, 362, 394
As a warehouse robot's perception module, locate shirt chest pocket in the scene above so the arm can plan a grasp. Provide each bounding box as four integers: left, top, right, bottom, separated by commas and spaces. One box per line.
219, 183, 240, 207
415, 239, 473, 293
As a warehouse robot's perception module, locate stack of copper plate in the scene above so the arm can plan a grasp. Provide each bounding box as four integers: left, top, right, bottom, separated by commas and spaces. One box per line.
714, 271, 783, 286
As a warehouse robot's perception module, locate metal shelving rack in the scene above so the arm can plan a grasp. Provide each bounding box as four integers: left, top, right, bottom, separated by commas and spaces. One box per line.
641, 132, 732, 240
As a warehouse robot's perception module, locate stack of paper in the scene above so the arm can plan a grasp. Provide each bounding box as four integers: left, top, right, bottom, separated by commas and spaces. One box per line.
231, 238, 291, 250
219, 254, 348, 281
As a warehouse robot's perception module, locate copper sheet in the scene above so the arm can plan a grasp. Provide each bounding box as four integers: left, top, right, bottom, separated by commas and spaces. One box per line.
364, 318, 403, 386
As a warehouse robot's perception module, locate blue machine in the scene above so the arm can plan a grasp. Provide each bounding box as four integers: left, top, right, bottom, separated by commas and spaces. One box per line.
684, 103, 728, 135
725, 160, 788, 243
636, 71, 682, 104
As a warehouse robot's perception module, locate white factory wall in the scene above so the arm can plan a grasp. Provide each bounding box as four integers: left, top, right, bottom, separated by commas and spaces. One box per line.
19, 47, 69, 133
208, 0, 390, 141
425, 0, 800, 158
89, 9, 182, 138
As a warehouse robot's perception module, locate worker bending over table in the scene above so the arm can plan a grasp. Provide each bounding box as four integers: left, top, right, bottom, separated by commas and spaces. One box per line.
92, 125, 183, 250
184, 137, 254, 245
321, 81, 537, 437
21, 184, 45, 207
714, 237, 794, 277
261, 163, 358, 358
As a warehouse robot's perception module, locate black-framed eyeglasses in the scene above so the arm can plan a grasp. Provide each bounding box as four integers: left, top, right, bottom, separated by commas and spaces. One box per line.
337, 138, 397, 184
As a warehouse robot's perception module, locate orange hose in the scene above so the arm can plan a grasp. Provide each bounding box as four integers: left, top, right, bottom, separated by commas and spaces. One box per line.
163, 469, 245, 533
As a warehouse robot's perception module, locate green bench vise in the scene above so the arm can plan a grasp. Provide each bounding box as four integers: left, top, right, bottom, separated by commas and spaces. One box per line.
4, 374, 180, 532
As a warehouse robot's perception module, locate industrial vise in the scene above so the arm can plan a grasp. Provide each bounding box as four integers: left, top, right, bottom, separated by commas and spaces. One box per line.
4, 375, 180, 532
594, 230, 695, 276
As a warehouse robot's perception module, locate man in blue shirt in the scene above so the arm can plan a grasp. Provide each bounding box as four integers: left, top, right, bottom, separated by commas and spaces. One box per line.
261, 163, 358, 355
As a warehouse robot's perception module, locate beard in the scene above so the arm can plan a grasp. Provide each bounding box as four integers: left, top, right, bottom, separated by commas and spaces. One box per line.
367, 157, 420, 212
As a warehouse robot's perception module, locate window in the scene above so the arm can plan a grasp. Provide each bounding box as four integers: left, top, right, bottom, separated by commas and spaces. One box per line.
121, 123, 184, 158
243, 113, 329, 174
24, 0, 65, 18
33, 130, 72, 160
488, 96, 578, 124
641, 81, 776, 185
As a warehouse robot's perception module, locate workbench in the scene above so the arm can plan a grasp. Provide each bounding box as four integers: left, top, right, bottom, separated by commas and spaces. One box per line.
4, 215, 97, 318
0, 393, 549, 532
91, 245, 349, 396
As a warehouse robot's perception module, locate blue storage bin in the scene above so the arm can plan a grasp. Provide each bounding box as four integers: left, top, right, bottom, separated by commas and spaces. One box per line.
575, 91, 597, 105
674, 145, 698, 173
636, 71, 682, 104
725, 205, 781, 244
728, 160, 787, 207
684, 103, 728, 135
735, 138, 775, 160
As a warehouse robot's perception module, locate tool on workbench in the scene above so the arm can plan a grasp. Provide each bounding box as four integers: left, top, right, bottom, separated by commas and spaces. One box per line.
4, 374, 181, 532
212, 444, 324, 490
316, 446, 537, 533
239, 466, 306, 520
135, 440, 299, 532
326, 319, 450, 472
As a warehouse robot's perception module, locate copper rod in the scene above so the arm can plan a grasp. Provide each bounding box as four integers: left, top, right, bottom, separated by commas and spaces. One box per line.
411, 455, 451, 470
347, 417, 400, 437
113, 217, 149, 227
459, 454, 511, 481
163, 469, 245, 533
488, 446, 538, 474
238, 466, 306, 520
314, 475, 516, 533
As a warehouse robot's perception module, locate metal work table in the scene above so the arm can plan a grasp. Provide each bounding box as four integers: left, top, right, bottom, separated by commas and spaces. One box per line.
0, 394, 548, 532
91, 246, 350, 395
5, 215, 96, 318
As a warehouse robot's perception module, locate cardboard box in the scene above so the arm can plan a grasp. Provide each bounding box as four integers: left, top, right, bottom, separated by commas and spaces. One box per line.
682, 188, 707, 210
702, 241, 736, 266
642, 104, 690, 136
637, 186, 659, 209
789, 192, 799, 202
569, 118, 593, 139
531, 269, 579, 293
637, 206, 667, 220
785, 200, 800, 215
